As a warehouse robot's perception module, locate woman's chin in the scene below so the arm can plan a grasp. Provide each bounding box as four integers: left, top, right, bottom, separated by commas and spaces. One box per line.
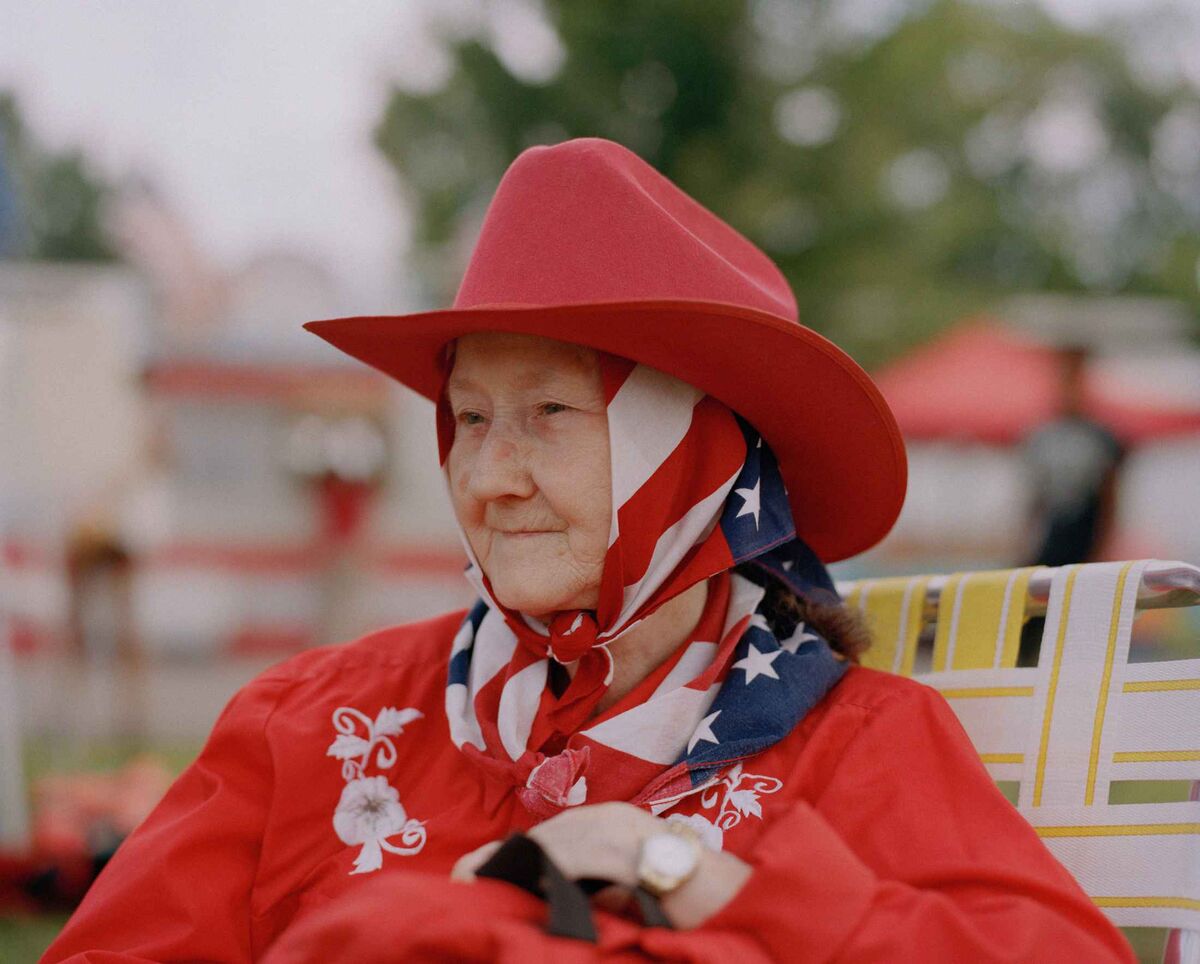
493, 588, 570, 619
488, 577, 590, 619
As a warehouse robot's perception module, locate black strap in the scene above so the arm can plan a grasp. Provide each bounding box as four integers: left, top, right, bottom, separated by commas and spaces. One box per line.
477, 833, 597, 942
476, 834, 676, 941
576, 877, 670, 927
631, 885, 674, 929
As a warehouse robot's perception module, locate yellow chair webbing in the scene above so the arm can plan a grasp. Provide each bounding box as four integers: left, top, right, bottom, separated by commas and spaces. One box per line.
846, 576, 930, 676
931, 567, 1040, 672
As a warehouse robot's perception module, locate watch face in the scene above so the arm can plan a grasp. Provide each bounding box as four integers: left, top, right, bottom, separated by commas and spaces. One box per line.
644, 832, 699, 879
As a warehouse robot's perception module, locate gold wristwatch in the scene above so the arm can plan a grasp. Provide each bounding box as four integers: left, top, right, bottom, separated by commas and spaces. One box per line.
636, 820, 703, 897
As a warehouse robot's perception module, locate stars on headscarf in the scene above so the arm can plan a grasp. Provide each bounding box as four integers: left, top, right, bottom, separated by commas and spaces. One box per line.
747, 612, 772, 636
780, 621, 821, 654
733, 477, 761, 530
687, 710, 721, 753
732, 643, 782, 684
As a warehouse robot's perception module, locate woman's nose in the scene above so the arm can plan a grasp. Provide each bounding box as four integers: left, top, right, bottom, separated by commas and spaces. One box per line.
465, 424, 536, 501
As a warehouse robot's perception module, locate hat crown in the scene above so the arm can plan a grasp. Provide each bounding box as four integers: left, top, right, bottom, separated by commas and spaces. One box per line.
453, 138, 798, 321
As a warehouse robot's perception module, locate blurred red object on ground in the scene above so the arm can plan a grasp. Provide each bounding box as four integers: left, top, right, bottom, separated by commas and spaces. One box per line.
31, 757, 172, 859
0, 757, 172, 913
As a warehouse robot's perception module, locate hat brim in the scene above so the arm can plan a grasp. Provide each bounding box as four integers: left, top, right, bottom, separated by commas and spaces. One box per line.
303, 298, 906, 563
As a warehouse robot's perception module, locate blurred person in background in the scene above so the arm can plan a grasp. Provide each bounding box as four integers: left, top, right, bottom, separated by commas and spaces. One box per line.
1022, 343, 1126, 570
63, 519, 141, 744
1018, 344, 1126, 666
41, 139, 1135, 962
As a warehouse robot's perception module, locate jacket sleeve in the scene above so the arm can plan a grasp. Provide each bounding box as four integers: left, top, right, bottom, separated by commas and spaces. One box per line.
667, 681, 1138, 963
39, 673, 291, 964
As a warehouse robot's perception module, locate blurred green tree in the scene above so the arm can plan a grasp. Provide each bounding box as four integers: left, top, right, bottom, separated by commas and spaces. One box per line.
375, 0, 1199, 363
0, 91, 118, 262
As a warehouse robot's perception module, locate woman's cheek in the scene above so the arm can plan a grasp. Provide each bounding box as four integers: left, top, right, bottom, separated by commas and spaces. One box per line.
447, 447, 478, 502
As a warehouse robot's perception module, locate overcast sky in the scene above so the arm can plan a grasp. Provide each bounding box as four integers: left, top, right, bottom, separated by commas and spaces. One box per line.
0, 0, 1181, 315
0, 1, 432, 313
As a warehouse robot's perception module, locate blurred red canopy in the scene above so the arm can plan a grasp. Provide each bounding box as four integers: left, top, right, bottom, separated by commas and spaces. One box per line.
872, 319, 1200, 445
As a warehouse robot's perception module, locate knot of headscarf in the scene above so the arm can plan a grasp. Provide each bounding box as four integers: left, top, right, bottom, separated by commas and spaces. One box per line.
440, 349, 845, 818
511, 611, 610, 740
543, 611, 600, 664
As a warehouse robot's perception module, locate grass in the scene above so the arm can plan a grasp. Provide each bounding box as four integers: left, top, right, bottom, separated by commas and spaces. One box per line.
0, 914, 69, 963
1122, 928, 1167, 962
22, 735, 203, 785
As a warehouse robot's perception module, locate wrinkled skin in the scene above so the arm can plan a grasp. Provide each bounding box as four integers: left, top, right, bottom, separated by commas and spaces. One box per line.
444, 331, 612, 621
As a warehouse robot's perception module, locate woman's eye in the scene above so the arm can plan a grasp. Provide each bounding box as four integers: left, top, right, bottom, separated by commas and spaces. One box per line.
539, 402, 569, 416
457, 411, 485, 426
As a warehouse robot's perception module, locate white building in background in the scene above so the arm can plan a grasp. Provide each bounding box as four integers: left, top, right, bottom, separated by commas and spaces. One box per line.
0, 261, 150, 545
0, 260, 151, 649
135, 249, 469, 659
1, 185, 473, 741
1, 183, 469, 675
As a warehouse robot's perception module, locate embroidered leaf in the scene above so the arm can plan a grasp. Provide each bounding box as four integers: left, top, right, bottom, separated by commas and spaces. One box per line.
374, 707, 423, 736
351, 839, 384, 875
327, 734, 370, 759
727, 789, 762, 818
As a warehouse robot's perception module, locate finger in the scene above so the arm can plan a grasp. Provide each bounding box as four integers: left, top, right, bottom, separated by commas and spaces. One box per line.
450, 840, 501, 881
449, 849, 480, 881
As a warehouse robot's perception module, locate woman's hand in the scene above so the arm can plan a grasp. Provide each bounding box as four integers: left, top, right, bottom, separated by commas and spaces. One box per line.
451, 801, 656, 885
451, 802, 753, 929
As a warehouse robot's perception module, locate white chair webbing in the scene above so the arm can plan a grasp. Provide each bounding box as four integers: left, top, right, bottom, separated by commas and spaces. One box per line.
906, 560, 1199, 944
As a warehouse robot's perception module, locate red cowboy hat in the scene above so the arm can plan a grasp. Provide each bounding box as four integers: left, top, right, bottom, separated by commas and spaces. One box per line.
304, 137, 906, 562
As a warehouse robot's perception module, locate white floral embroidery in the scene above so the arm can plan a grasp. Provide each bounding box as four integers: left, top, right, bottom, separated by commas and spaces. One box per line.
327, 706, 427, 874
666, 762, 782, 851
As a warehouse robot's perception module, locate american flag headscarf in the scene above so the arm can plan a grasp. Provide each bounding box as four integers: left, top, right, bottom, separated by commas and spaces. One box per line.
438, 348, 848, 818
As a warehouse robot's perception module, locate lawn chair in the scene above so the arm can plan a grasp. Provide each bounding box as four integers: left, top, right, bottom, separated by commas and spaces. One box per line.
839, 560, 1200, 964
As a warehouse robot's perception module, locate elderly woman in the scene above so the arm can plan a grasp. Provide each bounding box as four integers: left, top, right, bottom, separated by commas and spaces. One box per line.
43, 139, 1135, 962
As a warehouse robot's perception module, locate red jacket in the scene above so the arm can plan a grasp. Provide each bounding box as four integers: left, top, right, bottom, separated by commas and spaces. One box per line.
42, 608, 1136, 962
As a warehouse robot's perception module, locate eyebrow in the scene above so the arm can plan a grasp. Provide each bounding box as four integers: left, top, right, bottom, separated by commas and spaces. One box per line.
445, 367, 586, 395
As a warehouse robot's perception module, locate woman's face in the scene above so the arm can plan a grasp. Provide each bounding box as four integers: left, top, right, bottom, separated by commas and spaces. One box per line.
444, 332, 612, 620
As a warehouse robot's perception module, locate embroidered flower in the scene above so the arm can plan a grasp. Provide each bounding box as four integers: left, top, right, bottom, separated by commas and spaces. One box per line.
516, 746, 590, 818
328, 705, 426, 874
334, 777, 408, 844
333, 776, 426, 874
663, 762, 782, 851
